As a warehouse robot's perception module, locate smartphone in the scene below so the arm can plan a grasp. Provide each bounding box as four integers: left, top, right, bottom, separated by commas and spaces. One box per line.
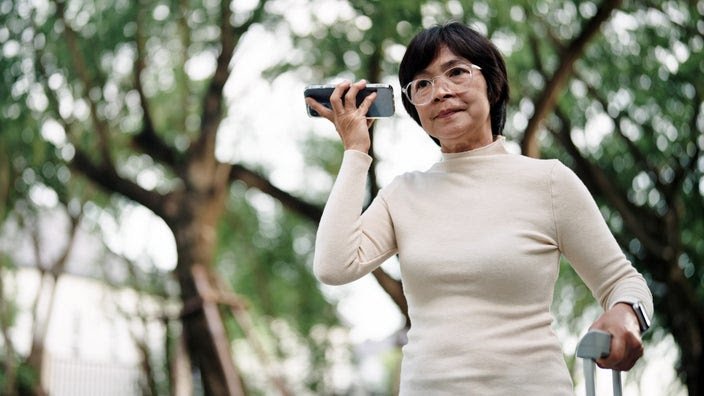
304, 83, 395, 118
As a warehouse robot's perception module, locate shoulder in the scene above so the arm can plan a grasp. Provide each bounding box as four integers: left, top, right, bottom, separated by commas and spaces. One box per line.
547, 161, 596, 207
510, 153, 561, 170
491, 154, 566, 184
378, 169, 425, 198
546, 160, 587, 190
508, 156, 582, 182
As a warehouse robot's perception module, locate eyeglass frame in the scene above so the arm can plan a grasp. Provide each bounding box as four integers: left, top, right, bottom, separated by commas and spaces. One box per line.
402, 63, 482, 106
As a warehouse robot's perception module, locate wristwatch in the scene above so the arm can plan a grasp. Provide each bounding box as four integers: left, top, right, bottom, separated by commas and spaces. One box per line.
630, 301, 651, 334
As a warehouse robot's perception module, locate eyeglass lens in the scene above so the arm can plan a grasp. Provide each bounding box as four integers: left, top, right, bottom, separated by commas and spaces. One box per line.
405, 64, 476, 105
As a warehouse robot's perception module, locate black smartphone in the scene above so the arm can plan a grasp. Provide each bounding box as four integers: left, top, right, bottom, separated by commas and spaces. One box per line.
304, 83, 395, 118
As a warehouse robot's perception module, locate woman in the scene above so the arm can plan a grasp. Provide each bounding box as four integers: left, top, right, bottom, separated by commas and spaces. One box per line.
306, 22, 652, 395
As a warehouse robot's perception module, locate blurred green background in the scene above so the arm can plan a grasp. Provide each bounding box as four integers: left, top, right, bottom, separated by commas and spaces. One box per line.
0, 0, 702, 395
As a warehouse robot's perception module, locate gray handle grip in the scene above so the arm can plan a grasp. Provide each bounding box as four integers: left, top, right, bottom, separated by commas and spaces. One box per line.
576, 330, 622, 396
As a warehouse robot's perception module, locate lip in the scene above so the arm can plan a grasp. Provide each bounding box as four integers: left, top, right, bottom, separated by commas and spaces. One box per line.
434, 108, 463, 119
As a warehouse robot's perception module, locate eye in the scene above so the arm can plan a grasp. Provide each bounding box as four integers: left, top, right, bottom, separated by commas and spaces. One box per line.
447, 66, 470, 77
414, 79, 432, 90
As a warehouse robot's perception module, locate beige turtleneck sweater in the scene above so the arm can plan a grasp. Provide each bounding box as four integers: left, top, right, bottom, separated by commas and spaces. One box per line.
313, 137, 653, 395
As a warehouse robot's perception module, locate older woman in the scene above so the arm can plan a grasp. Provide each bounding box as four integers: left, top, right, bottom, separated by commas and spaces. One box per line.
306, 22, 652, 395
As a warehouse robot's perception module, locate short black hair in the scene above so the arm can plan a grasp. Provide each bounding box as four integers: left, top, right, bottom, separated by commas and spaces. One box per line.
399, 22, 510, 144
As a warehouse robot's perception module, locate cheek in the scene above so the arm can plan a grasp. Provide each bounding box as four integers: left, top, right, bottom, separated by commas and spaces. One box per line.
479, 82, 492, 108
477, 94, 491, 114
416, 108, 433, 129
465, 90, 491, 116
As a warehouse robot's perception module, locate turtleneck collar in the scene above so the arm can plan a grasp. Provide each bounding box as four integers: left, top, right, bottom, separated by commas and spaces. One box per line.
440, 135, 509, 161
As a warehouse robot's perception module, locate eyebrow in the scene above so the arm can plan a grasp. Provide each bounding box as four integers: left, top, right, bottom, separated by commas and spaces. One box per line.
417, 58, 468, 77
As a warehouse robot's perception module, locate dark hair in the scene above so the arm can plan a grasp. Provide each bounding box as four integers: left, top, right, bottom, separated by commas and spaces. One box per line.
399, 22, 510, 144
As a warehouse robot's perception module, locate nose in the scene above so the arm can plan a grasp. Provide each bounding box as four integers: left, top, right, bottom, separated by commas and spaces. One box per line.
432, 77, 454, 101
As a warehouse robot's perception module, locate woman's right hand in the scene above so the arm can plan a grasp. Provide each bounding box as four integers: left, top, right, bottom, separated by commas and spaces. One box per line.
305, 79, 377, 153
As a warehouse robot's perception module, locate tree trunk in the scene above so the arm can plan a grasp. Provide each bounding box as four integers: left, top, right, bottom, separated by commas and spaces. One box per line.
45, 0, 268, 393
26, 273, 59, 396
170, 330, 193, 396
649, 254, 704, 396
0, 267, 18, 396
167, 188, 245, 396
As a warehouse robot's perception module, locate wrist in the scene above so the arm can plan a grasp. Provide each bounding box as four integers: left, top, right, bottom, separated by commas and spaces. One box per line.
344, 142, 370, 153
615, 301, 650, 334
629, 301, 651, 334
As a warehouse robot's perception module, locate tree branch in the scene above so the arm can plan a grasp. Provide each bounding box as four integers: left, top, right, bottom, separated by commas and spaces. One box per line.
229, 164, 412, 322
188, 1, 236, 165
55, 0, 113, 165
50, 209, 82, 278
187, 0, 270, 169
32, 30, 167, 220
0, 143, 11, 223
232, 0, 269, 38
668, 88, 702, 197
132, 0, 179, 169
177, 0, 192, 133
521, 0, 623, 158
36, 43, 169, 223
229, 164, 323, 221
71, 149, 167, 219
577, 74, 661, 181
550, 107, 671, 259
528, 30, 547, 77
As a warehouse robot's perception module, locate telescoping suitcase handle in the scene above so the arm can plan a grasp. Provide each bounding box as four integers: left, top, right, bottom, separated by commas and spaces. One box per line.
576, 330, 622, 396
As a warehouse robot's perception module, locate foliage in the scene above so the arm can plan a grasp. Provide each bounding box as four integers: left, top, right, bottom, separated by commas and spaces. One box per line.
218, 182, 336, 335
1, 0, 703, 394
0, 360, 37, 396
0, 0, 335, 393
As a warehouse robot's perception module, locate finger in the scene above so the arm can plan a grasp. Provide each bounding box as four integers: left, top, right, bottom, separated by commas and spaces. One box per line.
619, 335, 643, 371
345, 79, 366, 109
358, 91, 378, 116
596, 334, 642, 371
366, 118, 376, 129
620, 351, 640, 371
330, 80, 351, 113
596, 334, 625, 369
305, 97, 334, 121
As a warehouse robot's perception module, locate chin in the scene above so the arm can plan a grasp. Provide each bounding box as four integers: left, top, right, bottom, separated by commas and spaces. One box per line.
431, 124, 473, 140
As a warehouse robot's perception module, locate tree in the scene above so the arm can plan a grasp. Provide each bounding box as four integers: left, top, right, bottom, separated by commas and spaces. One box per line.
1, 0, 338, 394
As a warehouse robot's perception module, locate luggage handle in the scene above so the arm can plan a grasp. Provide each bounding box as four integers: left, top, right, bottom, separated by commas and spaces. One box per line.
575, 330, 622, 396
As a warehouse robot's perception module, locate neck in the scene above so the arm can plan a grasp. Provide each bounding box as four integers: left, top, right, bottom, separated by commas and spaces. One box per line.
440, 130, 495, 153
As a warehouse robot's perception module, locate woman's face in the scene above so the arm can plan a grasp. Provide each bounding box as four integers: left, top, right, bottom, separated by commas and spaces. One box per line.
414, 46, 493, 152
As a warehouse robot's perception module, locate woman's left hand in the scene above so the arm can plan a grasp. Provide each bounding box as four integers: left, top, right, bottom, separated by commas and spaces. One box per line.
588, 302, 644, 371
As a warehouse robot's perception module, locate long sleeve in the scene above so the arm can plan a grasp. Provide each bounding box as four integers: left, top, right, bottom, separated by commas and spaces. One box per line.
550, 162, 654, 319
313, 150, 398, 285
313, 137, 654, 394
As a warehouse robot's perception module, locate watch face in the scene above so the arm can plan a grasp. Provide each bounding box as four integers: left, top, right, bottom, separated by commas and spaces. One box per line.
632, 302, 650, 333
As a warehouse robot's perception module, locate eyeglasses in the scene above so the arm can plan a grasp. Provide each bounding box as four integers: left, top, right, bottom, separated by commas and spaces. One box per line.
402, 63, 482, 106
